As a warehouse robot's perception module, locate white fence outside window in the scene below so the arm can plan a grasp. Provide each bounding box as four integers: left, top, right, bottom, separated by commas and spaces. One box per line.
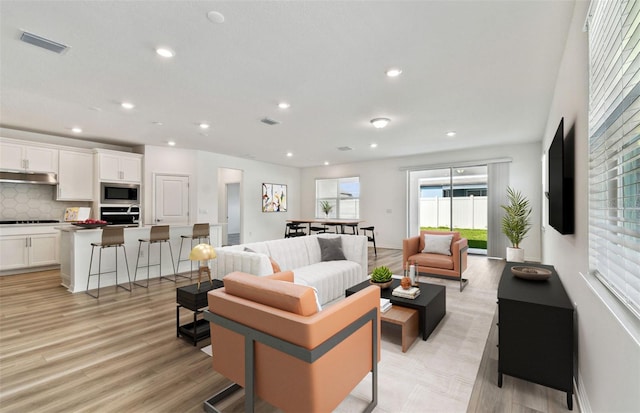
419, 196, 487, 229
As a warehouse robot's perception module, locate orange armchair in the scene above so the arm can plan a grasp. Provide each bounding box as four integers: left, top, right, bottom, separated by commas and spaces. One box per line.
403, 230, 469, 291
204, 271, 380, 413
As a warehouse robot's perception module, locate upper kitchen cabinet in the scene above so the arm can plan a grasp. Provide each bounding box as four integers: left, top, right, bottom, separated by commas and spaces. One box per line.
95, 149, 142, 183
0, 140, 58, 173
57, 149, 94, 201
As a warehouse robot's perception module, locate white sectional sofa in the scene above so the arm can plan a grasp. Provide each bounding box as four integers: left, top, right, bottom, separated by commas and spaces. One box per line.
214, 234, 368, 305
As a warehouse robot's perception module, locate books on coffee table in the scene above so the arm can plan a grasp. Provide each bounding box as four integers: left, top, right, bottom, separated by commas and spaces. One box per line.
392, 285, 421, 299
380, 298, 392, 312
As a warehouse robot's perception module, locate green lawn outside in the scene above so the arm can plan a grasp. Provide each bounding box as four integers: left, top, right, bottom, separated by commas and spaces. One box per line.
421, 226, 488, 249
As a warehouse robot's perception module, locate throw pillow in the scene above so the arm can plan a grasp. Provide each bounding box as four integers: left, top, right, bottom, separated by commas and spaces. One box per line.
422, 234, 453, 256
317, 237, 347, 261
244, 247, 256, 253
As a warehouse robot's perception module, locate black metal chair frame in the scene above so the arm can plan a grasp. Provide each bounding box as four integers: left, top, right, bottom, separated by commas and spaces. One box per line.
133, 225, 177, 287
202, 308, 378, 413
360, 226, 377, 256
86, 228, 131, 299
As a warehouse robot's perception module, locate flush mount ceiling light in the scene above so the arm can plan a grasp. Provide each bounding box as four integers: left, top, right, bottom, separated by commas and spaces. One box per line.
156, 47, 174, 58
324, 161, 330, 166
207, 11, 225, 24
385, 68, 402, 77
446, 131, 457, 137
370, 143, 378, 148
199, 123, 210, 129
71, 127, 82, 133
370, 118, 390, 129
168, 141, 176, 146
286, 152, 293, 157
278, 102, 290, 109
121, 102, 135, 110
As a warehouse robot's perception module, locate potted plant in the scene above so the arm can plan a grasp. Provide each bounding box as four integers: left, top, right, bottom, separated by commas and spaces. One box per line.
370, 265, 393, 289
501, 186, 532, 262
320, 200, 333, 218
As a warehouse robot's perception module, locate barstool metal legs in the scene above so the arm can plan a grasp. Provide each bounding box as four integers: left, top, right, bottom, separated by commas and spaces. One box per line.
86, 244, 131, 299
160, 241, 179, 283
177, 236, 209, 280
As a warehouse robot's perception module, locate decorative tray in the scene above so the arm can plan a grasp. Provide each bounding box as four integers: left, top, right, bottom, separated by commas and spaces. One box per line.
72, 223, 108, 229
511, 266, 552, 281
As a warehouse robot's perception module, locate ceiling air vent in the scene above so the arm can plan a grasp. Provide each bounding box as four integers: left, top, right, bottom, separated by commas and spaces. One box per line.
260, 117, 280, 126
337, 146, 353, 151
19, 31, 69, 54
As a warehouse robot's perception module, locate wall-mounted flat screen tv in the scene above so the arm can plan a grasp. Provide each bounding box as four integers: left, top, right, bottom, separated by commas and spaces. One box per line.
547, 117, 574, 234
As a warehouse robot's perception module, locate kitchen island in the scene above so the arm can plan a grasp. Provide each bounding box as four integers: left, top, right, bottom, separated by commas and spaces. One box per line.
58, 224, 223, 292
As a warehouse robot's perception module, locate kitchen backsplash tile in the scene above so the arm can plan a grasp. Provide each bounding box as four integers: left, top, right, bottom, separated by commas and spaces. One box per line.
0, 183, 91, 220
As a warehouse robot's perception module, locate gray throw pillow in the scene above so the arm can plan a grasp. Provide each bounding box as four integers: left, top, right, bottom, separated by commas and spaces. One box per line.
317, 237, 347, 261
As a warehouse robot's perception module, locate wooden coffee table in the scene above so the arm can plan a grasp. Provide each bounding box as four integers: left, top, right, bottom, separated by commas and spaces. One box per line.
381, 305, 419, 352
346, 278, 446, 341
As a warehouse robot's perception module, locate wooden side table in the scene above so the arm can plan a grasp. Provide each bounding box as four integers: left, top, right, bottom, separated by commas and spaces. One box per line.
381, 306, 419, 352
176, 279, 223, 346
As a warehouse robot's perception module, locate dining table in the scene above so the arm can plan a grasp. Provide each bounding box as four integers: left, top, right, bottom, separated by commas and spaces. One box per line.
286, 218, 363, 234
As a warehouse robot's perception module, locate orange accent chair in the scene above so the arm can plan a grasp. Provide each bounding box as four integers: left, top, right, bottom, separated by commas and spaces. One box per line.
403, 230, 469, 291
204, 271, 380, 413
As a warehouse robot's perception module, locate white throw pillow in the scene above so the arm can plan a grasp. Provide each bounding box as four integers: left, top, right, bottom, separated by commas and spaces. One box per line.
422, 234, 453, 256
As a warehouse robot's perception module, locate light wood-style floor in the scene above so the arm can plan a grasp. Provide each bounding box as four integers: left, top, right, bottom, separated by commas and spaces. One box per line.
0, 248, 571, 412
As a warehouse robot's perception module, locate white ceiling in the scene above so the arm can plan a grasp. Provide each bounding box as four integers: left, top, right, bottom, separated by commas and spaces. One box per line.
0, 1, 576, 168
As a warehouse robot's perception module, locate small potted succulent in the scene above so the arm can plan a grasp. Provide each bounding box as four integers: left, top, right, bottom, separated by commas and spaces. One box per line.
370, 265, 393, 289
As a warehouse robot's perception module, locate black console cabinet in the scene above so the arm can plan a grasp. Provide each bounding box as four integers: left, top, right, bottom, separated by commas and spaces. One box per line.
498, 263, 574, 410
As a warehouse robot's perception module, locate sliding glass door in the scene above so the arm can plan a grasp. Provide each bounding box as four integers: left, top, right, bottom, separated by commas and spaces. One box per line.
408, 165, 488, 254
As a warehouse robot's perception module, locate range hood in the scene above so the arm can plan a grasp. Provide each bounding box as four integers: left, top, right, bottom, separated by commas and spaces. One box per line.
0, 171, 58, 185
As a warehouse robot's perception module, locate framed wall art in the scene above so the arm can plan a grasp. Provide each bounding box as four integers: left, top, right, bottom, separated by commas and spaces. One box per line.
262, 183, 287, 212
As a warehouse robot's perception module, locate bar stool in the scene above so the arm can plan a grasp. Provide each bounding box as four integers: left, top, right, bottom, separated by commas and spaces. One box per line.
133, 225, 176, 287
360, 225, 377, 257
86, 227, 131, 299
177, 223, 210, 277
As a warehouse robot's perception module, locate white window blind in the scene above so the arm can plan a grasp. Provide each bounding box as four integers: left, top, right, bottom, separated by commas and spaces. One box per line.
588, 0, 640, 319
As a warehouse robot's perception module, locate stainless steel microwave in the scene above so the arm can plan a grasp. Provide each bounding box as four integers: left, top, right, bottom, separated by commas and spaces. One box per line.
100, 182, 140, 204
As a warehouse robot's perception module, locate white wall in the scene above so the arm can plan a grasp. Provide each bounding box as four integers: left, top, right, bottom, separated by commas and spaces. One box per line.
301, 141, 542, 261
195, 151, 301, 244
541, 1, 640, 412
142, 146, 300, 243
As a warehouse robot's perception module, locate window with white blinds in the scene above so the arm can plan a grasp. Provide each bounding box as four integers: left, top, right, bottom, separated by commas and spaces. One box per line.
588, 0, 640, 319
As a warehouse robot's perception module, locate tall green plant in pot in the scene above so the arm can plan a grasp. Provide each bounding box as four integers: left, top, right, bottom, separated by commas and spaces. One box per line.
320, 200, 333, 218
501, 187, 532, 262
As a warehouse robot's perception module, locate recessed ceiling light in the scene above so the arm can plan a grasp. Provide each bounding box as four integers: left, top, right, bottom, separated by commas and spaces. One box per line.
168, 141, 176, 146
121, 102, 135, 110
446, 131, 457, 137
370, 118, 390, 129
386, 68, 402, 77
71, 127, 82, 133
278, 102, 290, 109
156, 47, 174, 58
152, 121, 164, 126
370, 143, 378, 148
286, 152, 293, 157
324, 161, 329, 166
199, 123, 210, 129
207, 10, 225, 24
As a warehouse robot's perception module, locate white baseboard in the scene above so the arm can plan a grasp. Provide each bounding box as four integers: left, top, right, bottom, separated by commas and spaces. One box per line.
574, 373, 592, 413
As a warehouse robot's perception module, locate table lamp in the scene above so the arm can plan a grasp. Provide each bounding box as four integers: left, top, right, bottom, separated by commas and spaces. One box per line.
188, 243, 217, 290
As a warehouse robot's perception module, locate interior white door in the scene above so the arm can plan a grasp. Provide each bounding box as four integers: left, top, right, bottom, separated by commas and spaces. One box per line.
154, 175, 190, 225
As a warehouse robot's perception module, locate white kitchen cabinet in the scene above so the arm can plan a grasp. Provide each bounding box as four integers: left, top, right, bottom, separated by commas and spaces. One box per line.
0, 232, 59, 271
57, 150, 94, 201
95, 150, 142, 183
0, 141, 58, 173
